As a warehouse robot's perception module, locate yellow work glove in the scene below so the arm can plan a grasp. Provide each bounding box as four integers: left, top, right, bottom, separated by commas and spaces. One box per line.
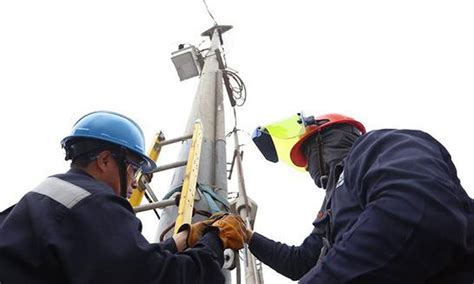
212, 214, 247, 250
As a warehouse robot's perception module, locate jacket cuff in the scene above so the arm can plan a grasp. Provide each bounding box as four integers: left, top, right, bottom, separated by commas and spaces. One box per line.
248, 231, 265, 251
195, 231, 224, 266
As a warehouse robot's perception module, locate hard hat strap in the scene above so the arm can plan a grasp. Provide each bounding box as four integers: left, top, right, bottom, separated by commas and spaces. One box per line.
111, 151, 129, 198
316, 133, 329, 189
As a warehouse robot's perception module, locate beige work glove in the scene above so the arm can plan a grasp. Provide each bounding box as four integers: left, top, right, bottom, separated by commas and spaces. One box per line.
212, 214, 247, 250
178, 212, 228, 248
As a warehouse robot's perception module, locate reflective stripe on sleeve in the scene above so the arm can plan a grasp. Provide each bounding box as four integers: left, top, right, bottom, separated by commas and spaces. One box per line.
32, 177, 91, 209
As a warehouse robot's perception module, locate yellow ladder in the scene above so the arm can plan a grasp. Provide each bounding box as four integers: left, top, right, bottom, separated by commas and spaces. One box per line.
128, 132, 165, 206
128, 120, 204, 235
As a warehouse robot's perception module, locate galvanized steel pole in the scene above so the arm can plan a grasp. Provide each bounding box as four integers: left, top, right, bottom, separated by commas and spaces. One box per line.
233, 129, 262, 284
155, 25, 232, 283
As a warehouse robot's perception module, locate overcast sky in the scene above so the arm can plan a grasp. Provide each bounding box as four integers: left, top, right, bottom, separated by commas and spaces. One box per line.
1, 1, 473, 283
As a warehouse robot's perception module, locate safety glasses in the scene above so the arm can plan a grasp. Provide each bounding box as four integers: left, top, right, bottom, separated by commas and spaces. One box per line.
109, 153, 143, 175
124, 158, 142, 176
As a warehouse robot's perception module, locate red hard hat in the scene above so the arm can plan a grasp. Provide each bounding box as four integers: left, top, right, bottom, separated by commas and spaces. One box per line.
289, 113, 366, 168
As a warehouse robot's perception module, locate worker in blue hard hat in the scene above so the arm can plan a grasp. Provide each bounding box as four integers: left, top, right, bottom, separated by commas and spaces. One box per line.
248, 112, 474, 283
61, 111, 159, 199
0, 110, 247, 284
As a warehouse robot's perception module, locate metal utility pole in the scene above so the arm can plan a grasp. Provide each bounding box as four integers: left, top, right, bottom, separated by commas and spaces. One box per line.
155, 25, 233, 282
232, 129, 263, 284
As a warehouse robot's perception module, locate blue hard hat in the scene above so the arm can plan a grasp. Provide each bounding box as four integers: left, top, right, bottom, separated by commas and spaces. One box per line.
61, 111, 157, 173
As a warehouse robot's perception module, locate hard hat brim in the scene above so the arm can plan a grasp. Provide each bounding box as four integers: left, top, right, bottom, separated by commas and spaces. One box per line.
289, 115, 366, 168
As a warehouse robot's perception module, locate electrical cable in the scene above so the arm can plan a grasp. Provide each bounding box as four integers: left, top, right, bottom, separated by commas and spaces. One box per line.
144, 191, 160, 219
202, 0, 218, 26
232, 107, 238, 130
224, 69, 247, 107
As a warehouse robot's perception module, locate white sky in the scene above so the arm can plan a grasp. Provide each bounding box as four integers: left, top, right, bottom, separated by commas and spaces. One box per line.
1, 1, 473, 283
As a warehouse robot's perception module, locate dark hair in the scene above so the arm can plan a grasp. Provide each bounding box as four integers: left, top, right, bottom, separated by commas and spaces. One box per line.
66, 138, 122, 169
70, 151, 101, 169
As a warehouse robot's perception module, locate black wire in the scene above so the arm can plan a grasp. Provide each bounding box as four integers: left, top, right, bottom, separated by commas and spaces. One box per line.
202, 0, 218, 26
233, 107, 238, 129
222, 47, 228, 69
224, 69, 247, 107
144, 191, 160, 219
225, 108, 238, 138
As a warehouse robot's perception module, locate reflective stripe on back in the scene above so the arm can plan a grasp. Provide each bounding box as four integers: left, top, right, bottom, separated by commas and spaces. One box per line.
32, 177, 91, 209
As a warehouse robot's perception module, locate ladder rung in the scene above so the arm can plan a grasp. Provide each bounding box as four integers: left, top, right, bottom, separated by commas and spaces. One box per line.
159, 134, 193, 146
134, 198, 176, 213
151, 160, 187, 173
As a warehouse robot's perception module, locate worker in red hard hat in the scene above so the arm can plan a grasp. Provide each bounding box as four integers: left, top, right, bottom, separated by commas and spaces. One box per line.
290, 113, 365, 189
248, 112, 474, 283
0, 111, 246, 284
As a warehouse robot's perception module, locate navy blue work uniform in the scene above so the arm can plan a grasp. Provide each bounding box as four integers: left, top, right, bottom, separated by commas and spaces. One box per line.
0, 169, 225, 283
249, 129, 474, 283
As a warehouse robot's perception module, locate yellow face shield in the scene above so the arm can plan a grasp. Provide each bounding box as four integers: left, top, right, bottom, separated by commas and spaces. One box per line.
252, 114, 306, 171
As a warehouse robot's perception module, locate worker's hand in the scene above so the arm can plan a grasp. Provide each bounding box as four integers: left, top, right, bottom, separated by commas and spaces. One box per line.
182, 219, 214, 248
178, 212, 228, 248
212, 214, 247, 250
172, 230, 189, 252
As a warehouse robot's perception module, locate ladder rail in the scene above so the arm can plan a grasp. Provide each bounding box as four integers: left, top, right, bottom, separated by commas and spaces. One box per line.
174, 120, 203, 234
129, 132, 165, 207
129, 132, 193, 207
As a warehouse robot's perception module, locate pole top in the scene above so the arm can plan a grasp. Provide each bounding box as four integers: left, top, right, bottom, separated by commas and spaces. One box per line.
201, 25, 233, 45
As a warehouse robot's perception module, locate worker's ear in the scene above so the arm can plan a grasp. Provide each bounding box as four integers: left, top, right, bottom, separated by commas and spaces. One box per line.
95, 150, 113, 172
